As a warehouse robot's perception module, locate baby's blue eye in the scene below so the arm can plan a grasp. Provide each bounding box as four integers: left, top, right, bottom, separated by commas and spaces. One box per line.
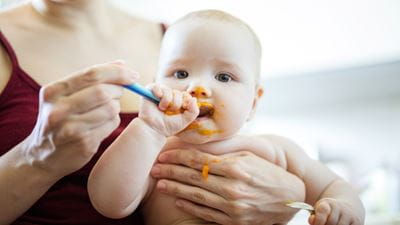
215, 73, 232, 82
174, 70, 189, 79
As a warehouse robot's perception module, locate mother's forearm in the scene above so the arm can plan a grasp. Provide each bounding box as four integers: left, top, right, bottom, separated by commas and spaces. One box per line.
0, 143, 60, 225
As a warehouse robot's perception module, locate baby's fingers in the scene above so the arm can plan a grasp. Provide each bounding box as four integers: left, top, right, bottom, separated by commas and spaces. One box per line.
337, 210, 357, 225
149, 84, 172, 111
168, 90, 183, 111
326, 203, 340, 225
337, 216, 351, 225
183, 95, 199, 120
313, 201, 331, 225
183, 92, 199, 113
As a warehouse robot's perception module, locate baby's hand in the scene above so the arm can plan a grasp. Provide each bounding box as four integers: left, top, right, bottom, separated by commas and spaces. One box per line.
309, 198, 362, 225
139, 84, 199, 137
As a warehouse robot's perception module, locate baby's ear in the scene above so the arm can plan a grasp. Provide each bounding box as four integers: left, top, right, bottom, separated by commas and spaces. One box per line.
247, 85, 264, 121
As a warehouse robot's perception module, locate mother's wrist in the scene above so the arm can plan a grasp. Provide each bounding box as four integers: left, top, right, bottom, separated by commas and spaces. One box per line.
17, 136, 64, 182
8, 140, 61, 186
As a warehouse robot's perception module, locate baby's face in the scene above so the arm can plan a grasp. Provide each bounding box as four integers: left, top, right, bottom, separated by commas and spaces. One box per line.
156, 19, 262, 144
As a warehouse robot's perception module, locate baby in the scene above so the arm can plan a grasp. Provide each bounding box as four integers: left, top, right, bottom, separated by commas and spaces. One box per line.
88, 10, 364, 225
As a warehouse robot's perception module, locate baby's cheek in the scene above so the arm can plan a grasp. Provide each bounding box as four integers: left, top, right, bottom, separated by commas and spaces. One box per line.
215, 106, 238, 123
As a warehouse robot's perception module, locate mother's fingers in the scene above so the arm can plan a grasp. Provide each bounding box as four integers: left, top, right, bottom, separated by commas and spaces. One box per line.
42, 62, 138, 101
156, 179, 228, 213
158, 149, 220, 172
157, 149, 254, 181
89, 115, 121, 141
70, 99, 121, 129
175, 199, 231, 225
60, 84, 123, 114
54, 112, 120, 148
151, 163, 239, 201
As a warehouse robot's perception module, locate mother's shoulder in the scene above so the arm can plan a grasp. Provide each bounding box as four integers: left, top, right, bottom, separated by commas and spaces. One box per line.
113, 8, 164, 39
0, 3, 30, 26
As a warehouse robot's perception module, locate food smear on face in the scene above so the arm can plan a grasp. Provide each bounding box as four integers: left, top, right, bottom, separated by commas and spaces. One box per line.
164, 109, 182, 115
192, 87, 208, 98
185, 122, 222, 136
197, 102, 214, 117
163, 100, 214, 116
197, 101, 213, 108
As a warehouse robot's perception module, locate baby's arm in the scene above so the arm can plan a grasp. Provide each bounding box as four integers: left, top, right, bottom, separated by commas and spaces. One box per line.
262, 135, 365, 225
87, 84, 199, 219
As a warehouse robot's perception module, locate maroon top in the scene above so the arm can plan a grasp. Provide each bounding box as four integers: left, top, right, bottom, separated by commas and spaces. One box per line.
0, 31, 144, 224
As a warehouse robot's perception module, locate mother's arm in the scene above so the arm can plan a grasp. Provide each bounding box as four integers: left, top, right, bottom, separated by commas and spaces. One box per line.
150, 146, 306, 225
0, 62, 137, 224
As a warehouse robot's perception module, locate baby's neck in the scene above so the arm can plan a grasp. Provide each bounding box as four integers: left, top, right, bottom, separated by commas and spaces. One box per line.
164, 134, 248, 155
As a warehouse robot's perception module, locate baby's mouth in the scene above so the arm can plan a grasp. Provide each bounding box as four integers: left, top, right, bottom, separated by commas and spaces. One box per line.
197, 102, 214, 118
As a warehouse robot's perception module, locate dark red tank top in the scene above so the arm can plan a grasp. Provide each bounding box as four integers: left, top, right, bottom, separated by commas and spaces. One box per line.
0, 31, 144, 224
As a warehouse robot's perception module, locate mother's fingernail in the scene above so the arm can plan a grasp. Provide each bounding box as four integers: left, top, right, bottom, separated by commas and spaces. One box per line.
158, 153, 167, 162
127, 71, 140, 80
151, 165, 161, 176
157, 181, 167, 192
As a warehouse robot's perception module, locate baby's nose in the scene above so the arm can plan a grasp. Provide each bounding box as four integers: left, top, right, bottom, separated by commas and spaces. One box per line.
189, 86, 210, 98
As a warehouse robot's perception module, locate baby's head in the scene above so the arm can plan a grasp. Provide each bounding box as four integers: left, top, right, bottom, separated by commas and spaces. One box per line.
156, 9, 263, 144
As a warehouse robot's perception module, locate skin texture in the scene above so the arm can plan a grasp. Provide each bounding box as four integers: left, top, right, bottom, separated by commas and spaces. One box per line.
147, 14, 364, 225
88, 84, 200, 218
155, 19, 262, 145
88, 11, 364, 225
0, 0, 162, 223
0, 2, 307, 224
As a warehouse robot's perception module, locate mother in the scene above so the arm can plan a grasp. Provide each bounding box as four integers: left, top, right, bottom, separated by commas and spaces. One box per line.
0, 0, 305, 224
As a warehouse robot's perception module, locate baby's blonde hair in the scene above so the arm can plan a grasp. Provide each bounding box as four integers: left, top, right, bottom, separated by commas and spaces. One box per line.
179, 10, 261, 57
170, 9, 262, 82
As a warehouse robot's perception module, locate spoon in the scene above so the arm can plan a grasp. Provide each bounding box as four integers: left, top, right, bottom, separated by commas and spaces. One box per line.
285, 201, 315, 214
124, 83, 160, 104
124, 83, 213, 116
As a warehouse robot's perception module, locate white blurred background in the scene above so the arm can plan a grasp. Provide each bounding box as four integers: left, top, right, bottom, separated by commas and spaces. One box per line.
2, 0, 400, 224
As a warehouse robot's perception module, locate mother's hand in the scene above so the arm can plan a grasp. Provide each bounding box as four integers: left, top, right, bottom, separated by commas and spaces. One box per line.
151, 149, 306, 225
25, 61, 138, 178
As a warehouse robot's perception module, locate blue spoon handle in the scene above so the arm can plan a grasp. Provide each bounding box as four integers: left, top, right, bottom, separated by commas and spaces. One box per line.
123, 83, 160, 105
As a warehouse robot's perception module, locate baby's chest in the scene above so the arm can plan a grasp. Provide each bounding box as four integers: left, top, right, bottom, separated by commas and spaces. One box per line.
142, 182, 197, 225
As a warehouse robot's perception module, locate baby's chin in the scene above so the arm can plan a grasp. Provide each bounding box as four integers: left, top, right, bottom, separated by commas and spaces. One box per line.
176, 130, 223, 145
176, 132, 212, 144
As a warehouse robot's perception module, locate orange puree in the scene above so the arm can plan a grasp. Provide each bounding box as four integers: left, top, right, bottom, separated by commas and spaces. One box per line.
185, 122, 222, 137
202, 163, 209, 180
198, 129, 221, 136
193, 87, 207, 98
164, 110, 182, 115
197, 101, 213, 108
164, 102, 184, 115
164, 101, 214, 116
201, 159, 221, 180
